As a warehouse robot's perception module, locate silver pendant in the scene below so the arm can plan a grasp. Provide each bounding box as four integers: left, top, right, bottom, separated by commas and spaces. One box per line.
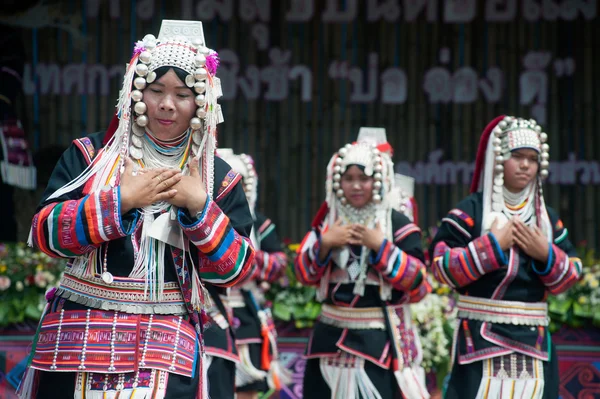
132, 123, 145, 137
130, 146, 143, 160
131, 134, 143, 148
101, 271, 114, 284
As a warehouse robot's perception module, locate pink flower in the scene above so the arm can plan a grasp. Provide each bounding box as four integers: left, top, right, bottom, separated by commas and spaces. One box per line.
34, 270, 47, 288
0, 276, 11, 291
205, 52, 220, 76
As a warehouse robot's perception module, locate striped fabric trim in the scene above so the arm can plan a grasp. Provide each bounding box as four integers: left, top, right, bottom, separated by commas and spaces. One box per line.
537, 245, 582, 295
31, 310, 197, 376
32, 186, 134, 258
258, 219, 275, 241
480, 321, 550, 361
215, 170, 241, 202
255, 250, 287, 283
554, 228, 568, 244
369, 240, 427, 291
73, 137, 96, 165
431, 234, 503, 289
408, 278, 433, 303
294, 231, 328, 285
449, 208, 475, 228
178, 196, 255, 287
393, 223, 420, 244
441, 217, 472, 239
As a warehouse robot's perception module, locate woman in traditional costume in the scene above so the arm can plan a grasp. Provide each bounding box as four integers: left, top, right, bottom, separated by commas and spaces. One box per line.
430, 116, 582, 399
19, 19, 255, 399
216, 148, 290, 399
295, 139, 431, 399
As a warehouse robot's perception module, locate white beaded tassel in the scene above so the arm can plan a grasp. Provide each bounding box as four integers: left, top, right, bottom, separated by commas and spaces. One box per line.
50, 308, 65, 370
78, 309, 91, 370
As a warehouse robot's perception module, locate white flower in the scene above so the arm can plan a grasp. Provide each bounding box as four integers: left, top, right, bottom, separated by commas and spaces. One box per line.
16, 281, 24, 292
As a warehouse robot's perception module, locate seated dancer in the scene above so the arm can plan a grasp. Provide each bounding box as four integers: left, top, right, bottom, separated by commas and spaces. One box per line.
20, 20, 255, 399
216, 148, 290, 398
295, 139, 431, 399
430, 116, 582, 399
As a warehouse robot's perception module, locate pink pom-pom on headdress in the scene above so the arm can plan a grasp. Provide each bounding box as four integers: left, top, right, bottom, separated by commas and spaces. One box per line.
205, 52, 220, 76
133, 41, 146, 56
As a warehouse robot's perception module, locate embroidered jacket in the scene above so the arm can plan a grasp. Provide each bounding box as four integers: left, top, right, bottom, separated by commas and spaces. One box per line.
430, 192, 582, 364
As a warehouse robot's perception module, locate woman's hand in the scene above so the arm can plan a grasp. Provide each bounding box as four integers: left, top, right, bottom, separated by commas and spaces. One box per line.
119, 157, 182, 214
166, 157, 208, 216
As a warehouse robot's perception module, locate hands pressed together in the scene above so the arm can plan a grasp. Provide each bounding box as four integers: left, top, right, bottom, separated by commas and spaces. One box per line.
119, 156, 208, 216
319, 219, 386, 260
490, 216, 549, 262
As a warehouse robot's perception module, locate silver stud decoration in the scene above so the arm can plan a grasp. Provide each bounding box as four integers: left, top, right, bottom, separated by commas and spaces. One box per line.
136, 115, 148, 127
131, 90, 143, 102
128, 33, 215, 138
195, 94, 206, 107
134, 77, 147, 90
489, 116, 551, 213
190, 117, 202, 130
330, 142, 386, 206
134, 101, 147, 115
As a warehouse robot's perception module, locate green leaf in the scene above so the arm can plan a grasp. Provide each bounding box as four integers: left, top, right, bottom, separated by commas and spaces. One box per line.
272, 303, 292, 321
573, 302, 593, 318
25, 303, 42, 320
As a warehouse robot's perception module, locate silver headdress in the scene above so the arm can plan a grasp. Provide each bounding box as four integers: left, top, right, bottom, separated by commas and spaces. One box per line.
474, 116, 551, 240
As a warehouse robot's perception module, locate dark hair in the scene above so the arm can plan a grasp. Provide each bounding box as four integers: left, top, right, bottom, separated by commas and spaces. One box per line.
342, 164, 366, 175
133, 66, 193, 93
152, 66, 190, 85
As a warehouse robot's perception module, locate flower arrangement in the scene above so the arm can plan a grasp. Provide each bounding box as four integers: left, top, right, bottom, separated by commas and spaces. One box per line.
410, 226, 457, 389
410, 278, 457, 388
0, 242, 66, 327
548, 246, 600, 331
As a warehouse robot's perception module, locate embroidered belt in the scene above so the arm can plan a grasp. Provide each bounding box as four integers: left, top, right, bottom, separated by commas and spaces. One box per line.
31, 309, 197, 377
319, 304, 401, 330
57, 272, 187, 315
457, 295, 549, 326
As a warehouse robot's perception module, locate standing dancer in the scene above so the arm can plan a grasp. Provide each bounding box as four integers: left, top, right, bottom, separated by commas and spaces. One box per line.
20, 20, 255, 399
295, 139, 430, 399
430, 116, 582, 398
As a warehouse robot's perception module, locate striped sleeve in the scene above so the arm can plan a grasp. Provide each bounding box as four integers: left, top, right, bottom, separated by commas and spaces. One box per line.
253, 217, 287, 282
254, 250, 288, 283
31, 186, 136, 258
294, 229, 329, 286
431, 233, 506, 289
532, 214, 582, 295
369, 238, 428, 292
178, 196, 255, 287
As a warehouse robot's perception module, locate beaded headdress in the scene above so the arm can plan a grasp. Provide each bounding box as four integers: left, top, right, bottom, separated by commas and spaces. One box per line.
471, 115, 552, 240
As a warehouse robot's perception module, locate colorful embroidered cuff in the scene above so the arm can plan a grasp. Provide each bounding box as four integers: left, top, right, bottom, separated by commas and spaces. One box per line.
532, 243, 554, 276
116, 187, 139, 234
177, 195, 212, 227
467, 233, 506, 274
315, 235, 332, 267
97, 186, 133, 239
534, 244, 582, 295
369, 239, 389, 265
488, 232, 507, 265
